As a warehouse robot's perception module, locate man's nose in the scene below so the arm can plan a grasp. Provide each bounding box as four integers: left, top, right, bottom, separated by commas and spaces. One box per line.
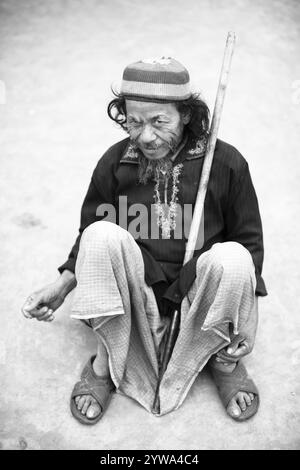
139, 124, 156, 144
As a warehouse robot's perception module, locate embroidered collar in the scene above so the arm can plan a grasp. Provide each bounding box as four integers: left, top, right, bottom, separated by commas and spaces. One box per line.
120, 142, 140, 164
185, 134, 207, 159
120, 132, 207, 164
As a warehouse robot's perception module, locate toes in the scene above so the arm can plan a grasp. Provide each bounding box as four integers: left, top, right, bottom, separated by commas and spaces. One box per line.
75, 396, 102, 419
227, 391, 256, 419
244, 393, 252, 407
77, 395, 87, 411
227, 398, 241, 418
86, 399, 102, 420
81, 396, 92, 415
237, 393, 247, 411
75, 396, 80, 406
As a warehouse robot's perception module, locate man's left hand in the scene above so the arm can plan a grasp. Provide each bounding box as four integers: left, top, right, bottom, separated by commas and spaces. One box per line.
216, 296, 258, 364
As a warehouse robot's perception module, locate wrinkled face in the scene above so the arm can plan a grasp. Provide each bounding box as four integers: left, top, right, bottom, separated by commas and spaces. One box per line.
125, 100, 189, 160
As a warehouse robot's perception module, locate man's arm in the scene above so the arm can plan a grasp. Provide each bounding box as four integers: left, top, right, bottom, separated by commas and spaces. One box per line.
56, 268, 77, 295
224, 160, 267, 297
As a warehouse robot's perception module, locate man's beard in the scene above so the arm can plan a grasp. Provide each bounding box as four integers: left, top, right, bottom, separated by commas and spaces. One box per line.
137, 154, 174, 185
132, 136, 180, 185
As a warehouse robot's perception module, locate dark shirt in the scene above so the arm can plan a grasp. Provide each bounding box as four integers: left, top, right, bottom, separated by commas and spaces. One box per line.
58, 133, 267, 315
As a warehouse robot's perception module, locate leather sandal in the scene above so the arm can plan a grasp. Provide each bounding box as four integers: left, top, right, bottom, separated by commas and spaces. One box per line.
70, 355, 115, 425
209, 360, 259, 421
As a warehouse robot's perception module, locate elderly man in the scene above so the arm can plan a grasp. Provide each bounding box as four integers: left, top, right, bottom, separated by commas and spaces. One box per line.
22, 58, 267, 424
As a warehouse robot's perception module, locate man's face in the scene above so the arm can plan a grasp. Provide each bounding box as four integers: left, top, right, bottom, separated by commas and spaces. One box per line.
125, 100, 188, 160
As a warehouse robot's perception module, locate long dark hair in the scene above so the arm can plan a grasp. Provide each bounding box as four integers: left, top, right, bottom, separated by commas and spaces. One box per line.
107, 90, 210, 138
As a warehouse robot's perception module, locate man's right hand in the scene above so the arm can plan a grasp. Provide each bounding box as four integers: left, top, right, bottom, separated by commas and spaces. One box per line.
22, 282, 66, 321
22, 270, 76, 322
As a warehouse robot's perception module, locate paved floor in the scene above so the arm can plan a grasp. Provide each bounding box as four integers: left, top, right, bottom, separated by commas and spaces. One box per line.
1, 0, 300, 450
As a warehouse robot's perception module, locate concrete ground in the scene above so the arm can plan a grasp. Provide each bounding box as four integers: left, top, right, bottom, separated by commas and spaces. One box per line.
1, 0, 300, 450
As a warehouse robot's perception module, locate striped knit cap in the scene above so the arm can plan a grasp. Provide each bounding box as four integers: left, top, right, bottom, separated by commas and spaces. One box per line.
120, 57, 191, 102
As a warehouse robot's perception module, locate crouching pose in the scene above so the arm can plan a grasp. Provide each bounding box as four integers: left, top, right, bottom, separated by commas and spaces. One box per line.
22, 58, 267, 424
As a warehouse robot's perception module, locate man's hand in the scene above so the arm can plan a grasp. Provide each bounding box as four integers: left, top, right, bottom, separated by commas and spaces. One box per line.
21, 270, 76, 322
216, 296, 258, 365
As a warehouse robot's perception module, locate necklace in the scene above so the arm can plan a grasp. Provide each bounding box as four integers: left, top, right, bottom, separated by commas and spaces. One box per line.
153, 163, 183, 238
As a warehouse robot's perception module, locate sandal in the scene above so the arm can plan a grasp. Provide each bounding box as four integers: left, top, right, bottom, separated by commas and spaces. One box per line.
209, 360, 259, 421
70, 355, 115, 425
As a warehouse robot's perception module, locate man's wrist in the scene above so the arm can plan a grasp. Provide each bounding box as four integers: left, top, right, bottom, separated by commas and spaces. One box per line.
56, 269, 77, 296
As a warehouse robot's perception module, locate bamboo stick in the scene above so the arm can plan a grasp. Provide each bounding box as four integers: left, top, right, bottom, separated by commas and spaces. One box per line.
152, 32, 236, 415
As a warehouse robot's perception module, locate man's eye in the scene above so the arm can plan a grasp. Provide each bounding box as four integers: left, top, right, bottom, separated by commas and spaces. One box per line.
128, 120, 141, 126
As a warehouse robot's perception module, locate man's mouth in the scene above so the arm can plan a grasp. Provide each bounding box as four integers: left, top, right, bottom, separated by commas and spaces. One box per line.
141, 143, 163, 152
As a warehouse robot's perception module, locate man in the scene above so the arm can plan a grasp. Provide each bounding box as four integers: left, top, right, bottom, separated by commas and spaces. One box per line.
22, 58, 267, 424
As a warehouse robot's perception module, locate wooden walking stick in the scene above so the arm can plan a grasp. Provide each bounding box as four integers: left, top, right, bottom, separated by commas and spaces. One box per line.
152, 31, 236, 414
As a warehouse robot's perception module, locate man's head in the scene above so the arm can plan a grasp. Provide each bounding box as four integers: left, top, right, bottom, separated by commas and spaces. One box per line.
125, 99, 190, 160
107, 57, 210, 161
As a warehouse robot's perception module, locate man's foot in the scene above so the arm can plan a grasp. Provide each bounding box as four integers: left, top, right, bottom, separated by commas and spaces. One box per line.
72, 355, 112, 422
74, 394, 102, 420
209, 358, 256, 419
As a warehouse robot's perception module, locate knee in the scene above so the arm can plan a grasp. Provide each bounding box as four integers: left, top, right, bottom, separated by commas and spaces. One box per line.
198, 242, 254, 281
81, 221, 132, 246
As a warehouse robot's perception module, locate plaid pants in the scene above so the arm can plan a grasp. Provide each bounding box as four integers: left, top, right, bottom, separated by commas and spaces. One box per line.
71, 221, 256, 416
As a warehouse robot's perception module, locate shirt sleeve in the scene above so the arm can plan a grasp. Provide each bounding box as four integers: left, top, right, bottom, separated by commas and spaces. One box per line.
224, 161, 267, 296
58, 157, 116, 275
